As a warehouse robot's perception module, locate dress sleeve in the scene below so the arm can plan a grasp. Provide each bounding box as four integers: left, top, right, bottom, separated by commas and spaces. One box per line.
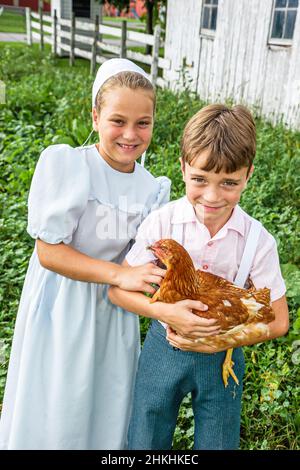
250, 230, 286, 302
27, 144, 90, 245
150, 176, 171, 211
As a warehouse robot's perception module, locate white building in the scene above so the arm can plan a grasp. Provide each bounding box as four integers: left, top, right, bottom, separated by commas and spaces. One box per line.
51, 0, 101, 20
164, 0, 300, 129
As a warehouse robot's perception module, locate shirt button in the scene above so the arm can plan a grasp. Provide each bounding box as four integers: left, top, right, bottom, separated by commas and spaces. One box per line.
207, 241, 213, 247
203, 264, 209, 270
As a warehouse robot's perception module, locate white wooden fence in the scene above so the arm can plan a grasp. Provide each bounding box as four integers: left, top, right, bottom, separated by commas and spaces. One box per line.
25, 7, 170, 88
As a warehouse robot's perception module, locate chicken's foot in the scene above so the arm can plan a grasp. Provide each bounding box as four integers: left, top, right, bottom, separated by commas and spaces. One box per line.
222, 348, 239, 387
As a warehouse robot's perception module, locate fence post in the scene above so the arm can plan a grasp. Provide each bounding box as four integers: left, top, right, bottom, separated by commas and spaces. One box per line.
39, 6, 44, 50
97, 5, 103, 62
53, 9, 57, 56
120, 20, 127, 58
25, 7, 32, 46
90, 14, 99, 76
151, 25, 160, 86
70, 12, 75, 66
56, 10, 62, 56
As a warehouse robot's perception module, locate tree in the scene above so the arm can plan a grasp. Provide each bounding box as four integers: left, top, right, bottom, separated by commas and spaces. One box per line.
144, 1, 167, 53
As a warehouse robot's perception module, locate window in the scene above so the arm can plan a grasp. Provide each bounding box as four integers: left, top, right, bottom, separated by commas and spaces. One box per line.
270, 0, 298, 44
201, 0, 219, 35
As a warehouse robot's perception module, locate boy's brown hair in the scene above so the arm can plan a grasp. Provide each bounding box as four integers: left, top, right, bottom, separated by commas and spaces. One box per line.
181, 104, 256, 174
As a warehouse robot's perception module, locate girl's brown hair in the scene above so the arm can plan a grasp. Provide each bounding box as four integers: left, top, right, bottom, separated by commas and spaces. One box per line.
95, 71, 156, 114
181, 104, 256, 174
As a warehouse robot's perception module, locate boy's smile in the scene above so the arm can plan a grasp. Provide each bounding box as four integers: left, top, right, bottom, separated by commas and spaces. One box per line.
181, 149, 253, 236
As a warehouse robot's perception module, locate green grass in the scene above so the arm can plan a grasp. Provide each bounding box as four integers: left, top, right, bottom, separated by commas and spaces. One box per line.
0, 11, 26, 33
103, 15, 145, 27
0, 41, 26, 47
0, 43, 299, 450
128, 45, 164, 57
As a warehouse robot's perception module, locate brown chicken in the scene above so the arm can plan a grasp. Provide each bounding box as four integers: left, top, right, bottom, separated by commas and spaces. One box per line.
148, 239, 275, 387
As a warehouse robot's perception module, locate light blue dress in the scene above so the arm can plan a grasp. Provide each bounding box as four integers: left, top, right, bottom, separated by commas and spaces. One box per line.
0, 144, 170, 450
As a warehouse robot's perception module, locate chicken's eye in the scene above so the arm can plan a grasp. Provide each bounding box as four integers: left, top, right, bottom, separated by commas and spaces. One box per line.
161, 246, 170, 255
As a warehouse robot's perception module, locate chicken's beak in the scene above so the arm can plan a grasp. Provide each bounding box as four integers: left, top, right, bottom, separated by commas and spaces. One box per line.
147, 244, 158, 256
147, 244, 167, 268
147, 243, 161, 255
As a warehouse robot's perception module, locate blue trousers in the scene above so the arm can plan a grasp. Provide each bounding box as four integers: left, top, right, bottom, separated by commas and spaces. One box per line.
128, 320, 245, 450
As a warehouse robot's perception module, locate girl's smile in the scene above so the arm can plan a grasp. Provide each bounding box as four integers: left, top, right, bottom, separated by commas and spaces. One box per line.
117, 143, 139, 150
116, 143, 141, 154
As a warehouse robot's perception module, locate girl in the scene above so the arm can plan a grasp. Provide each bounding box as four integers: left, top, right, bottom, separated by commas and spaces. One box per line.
0, 59, 208, 450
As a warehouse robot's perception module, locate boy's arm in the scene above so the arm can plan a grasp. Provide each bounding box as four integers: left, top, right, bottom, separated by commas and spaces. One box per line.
266, 295, 289, 338
166, 295, 289, 352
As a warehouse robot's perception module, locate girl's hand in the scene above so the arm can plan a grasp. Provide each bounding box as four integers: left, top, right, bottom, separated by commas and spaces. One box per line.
159, 300, 221, 340
117, 263, 166, 293
166, 326, 222, 353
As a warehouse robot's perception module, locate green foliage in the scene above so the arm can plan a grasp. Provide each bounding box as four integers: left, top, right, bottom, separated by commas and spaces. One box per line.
0, 44, 299, 449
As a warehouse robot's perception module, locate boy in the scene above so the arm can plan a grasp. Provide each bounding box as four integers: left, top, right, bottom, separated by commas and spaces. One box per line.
108, 104, 289, 450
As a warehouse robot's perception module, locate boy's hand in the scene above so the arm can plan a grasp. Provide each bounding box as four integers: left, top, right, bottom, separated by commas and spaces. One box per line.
117, 263, 166, 294
159, 300, 221, 340
166, 326, 221, 353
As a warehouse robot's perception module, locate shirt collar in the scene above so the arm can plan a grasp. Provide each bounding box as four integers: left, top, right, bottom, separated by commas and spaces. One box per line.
171, 196, 196, 224
223, 205, 245, 237
171, 196, 245, 237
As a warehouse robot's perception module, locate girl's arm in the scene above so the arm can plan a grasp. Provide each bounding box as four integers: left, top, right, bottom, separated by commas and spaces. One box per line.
37, 239, 165, 293
166, 295, 289, 352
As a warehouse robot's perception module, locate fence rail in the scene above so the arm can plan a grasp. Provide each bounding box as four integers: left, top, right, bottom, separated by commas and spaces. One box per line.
25, 7, 170, 88
0, 4, 26, 15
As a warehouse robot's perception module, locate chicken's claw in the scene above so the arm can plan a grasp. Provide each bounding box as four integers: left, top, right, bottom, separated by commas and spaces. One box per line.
222, 348, 239, 387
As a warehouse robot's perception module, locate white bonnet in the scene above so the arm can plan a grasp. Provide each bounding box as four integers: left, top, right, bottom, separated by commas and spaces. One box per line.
92, 58, 151, 107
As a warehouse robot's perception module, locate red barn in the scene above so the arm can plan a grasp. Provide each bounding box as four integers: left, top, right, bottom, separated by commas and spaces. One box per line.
0, 1, 50, 12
